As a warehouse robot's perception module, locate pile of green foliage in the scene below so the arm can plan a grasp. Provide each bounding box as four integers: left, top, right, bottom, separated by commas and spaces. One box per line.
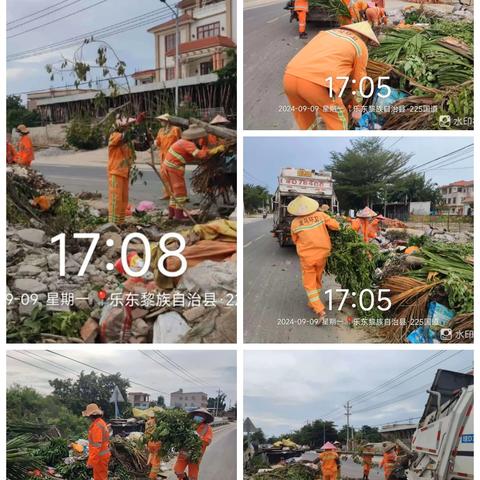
253, 464, 317, 480
326, 223, 380, 293
151, 409, 203, 463
66, 116, 104, 150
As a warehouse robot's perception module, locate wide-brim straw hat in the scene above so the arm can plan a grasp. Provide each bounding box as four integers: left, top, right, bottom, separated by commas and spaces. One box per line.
210, 114, 229, 125
188, 408, 214, 424
82, 403, 104, 417
182, 125, 207, 140
16, 124, 29, 134
340, 21, 380, 46
287, 195, 319, 216
320, 204, 330, 212
321, 442, 336, 450
156, 113, 172, 122
356, 206, 378, 218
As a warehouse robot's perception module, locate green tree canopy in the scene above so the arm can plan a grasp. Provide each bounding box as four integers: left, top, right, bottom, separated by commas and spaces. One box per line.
244, 184, 270, 213
390, 172, 442, 208
249, 428, 267, 445
327, 138, 412, 211
6, 95, 41, 132
290, 420, 339, 448
49, 370, 130, 419
208, 392, 227, 412
7, 385, 87, 439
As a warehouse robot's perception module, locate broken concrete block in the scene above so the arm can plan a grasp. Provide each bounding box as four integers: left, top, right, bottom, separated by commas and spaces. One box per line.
80, 317, 99, 343
17, 228, 47, 246
13, 278, 48, 294
153, 312, 190, 343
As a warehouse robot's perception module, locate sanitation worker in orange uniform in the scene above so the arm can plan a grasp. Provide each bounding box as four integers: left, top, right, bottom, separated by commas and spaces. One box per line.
7, 133, 17, 164
294, 0, 309, 38
145, 412, 162, 480
316, 442, 340, 480
289, 195, 340, 318
83, 403, 111, 480
15, 124, 35, 166
283, 22, 380, 130
107, 117, 135, 224
380, 443, 397, 479
155, 113, 182, 200
348, 207, 379, 242
365, 3, 387, 25
174, 408, 214, 480
161, 126, 224, 220
362, 446, 374, 480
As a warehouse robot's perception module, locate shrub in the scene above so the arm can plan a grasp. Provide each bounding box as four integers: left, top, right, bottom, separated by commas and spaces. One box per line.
66, 116, 103, 150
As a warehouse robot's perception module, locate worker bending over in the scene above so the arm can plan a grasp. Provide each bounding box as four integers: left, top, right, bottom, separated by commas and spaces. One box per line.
315, 442, 340, 480
289, 195, 339, 318
174, 408, 213, 480
107, 117, 135, 225
15, 124, 35, 166
348, 207, 379, 242
362, 446, 374, 480
365, 3, 387, 25
161, 126, 224, 220
155, 113, 182, 200
284, 22, 380, 130
381, 443, 398, 480
145, 412, 162, 480
83, 403, 111, 480
294, 0, 309, 38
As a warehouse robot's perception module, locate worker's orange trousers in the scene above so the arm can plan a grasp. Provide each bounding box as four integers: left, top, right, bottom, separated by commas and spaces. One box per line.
297, 10, 307, 33
364, 464, 371, 475
322, 472, 337, 480
108, 174, 129, 224
158, 158, 172, 198
160, 164, 188, 210
283, 73, 349, 130
147, 441, 162, 480
174, 454, 201, 480
300, 255, 328, 315
92, 458, 109, 480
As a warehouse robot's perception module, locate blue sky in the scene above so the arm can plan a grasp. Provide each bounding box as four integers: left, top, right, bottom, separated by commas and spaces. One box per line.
7, 0, 169, 97
244, 350, 472, 436
7, 350, 237, 406
244, 137, 474, 193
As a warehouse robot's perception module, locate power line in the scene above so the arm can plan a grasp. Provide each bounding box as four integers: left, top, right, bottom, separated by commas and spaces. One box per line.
8, 8, 170, 61
405, 144, 473, 175
47, 350, 169, 395
18, 351, 82, 376
8, 0, 109, 39
7, 354, 70, 379
8, 0, 85, 26
8, 0, 88, 30
155, 352, 206, 386
415, 154, 473, 175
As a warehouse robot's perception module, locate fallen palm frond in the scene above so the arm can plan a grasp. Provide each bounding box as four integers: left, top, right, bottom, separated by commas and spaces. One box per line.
7, 435, 44, 480
445, 313, 473, 344
310, 0, 351, 17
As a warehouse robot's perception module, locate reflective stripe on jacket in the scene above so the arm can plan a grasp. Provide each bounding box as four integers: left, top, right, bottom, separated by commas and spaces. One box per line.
165, 139, 210, 169
88, 418, 111, 465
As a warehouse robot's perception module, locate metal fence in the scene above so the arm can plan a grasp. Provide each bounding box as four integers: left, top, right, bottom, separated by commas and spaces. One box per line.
407, 215, 473, 233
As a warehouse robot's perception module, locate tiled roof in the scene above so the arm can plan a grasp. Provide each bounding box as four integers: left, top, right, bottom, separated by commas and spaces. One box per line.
132, 69, 156, 77
147, 14, 193, 32
441, 180, 474, 188
166, 35, 236, 56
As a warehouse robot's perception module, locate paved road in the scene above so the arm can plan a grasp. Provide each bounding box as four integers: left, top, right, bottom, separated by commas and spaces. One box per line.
340, 456, 383, 480
244, 217, 373, 343
166, 423, 237, 480
33, 164, 200, 208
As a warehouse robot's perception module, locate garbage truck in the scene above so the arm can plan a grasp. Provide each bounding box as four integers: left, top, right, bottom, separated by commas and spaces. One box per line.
272, 167, 338, 247
393, 369, 474, 480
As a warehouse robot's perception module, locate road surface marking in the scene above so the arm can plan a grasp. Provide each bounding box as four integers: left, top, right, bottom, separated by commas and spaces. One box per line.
244, 233, 266, 248
267, 12, 289, 23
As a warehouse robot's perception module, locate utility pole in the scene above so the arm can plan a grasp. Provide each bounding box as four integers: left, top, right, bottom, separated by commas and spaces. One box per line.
160, 0, 180, 114
215, 389, 222, 416
344, 401, 352, 451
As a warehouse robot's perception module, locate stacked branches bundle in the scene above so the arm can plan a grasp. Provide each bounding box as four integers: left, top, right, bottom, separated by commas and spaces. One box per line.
253, 464, 318, 480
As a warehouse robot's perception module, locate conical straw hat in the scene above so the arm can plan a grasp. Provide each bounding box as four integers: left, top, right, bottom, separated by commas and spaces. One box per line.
356, 206, 378, 218
210, 114, 229, 125
287, 195, 319, 216
182, 125, 207, 140
321, 442, 336, 450
340, 21, 380, 46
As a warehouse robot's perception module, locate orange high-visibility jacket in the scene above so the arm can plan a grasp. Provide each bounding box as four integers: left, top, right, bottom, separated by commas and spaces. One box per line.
380, 451, 397, 479
351, 0, 368, 19
294, 0, 309, 11
197, 423, 213, 455
291, 211, 340, 259
366, 5, 386, 21
155, 125, 182, 161
319, 451, 339, 474
164, 139, 210, 170
87, 418, 111, 466
285, 29, 369, 105
16, 135, 34, 166
7, 142, 17, 164
350, 218, 378, 242
108, 132, 133, 178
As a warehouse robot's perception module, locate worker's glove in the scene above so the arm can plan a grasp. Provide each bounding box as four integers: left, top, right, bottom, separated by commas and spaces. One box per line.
208, 144, 226, 155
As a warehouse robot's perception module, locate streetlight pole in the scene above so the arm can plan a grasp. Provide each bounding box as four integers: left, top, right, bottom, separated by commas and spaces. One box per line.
160, 0, 180, 114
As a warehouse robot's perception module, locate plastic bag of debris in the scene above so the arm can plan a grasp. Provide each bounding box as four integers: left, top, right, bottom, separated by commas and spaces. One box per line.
99, 302, 132, 343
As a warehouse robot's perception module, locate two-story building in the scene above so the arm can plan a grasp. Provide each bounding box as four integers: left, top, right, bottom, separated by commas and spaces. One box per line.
170, 388, 208, 409
439, 180, 474, 215
148, 0, 236, 83
127, 392, 151, 409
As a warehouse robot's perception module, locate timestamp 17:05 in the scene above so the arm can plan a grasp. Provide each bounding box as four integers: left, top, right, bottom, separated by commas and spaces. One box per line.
325, 289, 392, 312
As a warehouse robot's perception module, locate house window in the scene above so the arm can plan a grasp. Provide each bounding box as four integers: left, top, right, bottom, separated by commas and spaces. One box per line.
197, 22, 220, 39
165, 33, 176, 52
200, 61, 213, 75
166, 67, 176, 80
